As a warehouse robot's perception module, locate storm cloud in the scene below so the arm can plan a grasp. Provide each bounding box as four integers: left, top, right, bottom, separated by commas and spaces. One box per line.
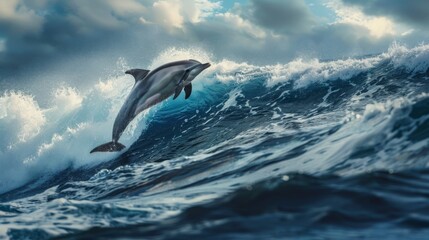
0, 0, 145, 71
184, 0, 395, 63
0, 0, 427, 82
341, 0, 429, 29
246, 0, 316, 34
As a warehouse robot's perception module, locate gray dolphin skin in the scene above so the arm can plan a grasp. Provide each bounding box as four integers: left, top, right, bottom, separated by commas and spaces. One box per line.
90, 59, 211, 153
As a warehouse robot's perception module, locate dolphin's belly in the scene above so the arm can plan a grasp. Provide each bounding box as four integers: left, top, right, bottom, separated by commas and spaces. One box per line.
138, 71, 181, 106
135, 81, 175, 112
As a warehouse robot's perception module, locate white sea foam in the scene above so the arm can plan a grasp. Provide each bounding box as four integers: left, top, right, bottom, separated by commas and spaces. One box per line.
211, 42, 429, 88
219, 88, 244, 112
0, 92, 46, 149
0, 62, 151, 194
384, 42, 429, 73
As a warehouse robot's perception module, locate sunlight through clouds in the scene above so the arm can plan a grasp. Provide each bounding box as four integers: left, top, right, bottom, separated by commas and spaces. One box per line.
139, 0, 221, 30
326, 0, 395, 38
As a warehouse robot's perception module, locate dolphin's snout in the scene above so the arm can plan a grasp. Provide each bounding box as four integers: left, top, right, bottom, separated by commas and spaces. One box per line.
202, 63, 211, 69
125, 70, 131, 74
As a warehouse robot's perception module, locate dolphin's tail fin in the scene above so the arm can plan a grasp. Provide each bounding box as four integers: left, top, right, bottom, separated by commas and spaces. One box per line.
90, 141, 126, 153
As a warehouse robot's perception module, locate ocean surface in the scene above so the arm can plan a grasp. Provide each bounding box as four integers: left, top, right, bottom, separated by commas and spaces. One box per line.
1, 44, 429, 239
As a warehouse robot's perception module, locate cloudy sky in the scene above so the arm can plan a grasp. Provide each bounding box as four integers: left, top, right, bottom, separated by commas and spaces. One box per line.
0, 0, 428, 88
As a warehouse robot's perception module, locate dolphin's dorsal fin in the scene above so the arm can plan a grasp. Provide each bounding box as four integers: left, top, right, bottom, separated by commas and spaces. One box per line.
126, 69, 150, 82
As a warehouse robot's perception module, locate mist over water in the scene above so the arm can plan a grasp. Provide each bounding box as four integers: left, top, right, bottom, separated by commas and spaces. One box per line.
1, 43, 429, 239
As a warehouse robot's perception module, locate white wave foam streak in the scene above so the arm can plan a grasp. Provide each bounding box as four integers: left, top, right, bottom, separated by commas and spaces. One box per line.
207, 56, 382, 89
0, 74, 149, 194
219, 88, 244, 112
302, 94, 429, 175
384, 42, 429, 73
0, 92, 46, 150
211, 60, 258, 82
284, 43, 429, 88
212, 43, 429, 88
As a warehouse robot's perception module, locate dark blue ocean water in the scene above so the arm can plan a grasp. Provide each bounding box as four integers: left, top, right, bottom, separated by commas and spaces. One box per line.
1, 45, 429, 239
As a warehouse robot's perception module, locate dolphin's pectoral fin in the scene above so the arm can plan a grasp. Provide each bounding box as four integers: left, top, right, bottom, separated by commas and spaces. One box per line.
173, 86, 183, 100
178, 70, 190, 86
90, 141, 126, 153
125, 69, 150, 82
184, 83, 192, 99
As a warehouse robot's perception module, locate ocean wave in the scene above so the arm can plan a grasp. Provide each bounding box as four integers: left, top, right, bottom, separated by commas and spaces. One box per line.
0, 42, 428, 198
1, 43, 429, 239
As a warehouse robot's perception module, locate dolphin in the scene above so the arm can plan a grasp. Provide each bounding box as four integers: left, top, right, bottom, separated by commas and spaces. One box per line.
90, 59, 211, 153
